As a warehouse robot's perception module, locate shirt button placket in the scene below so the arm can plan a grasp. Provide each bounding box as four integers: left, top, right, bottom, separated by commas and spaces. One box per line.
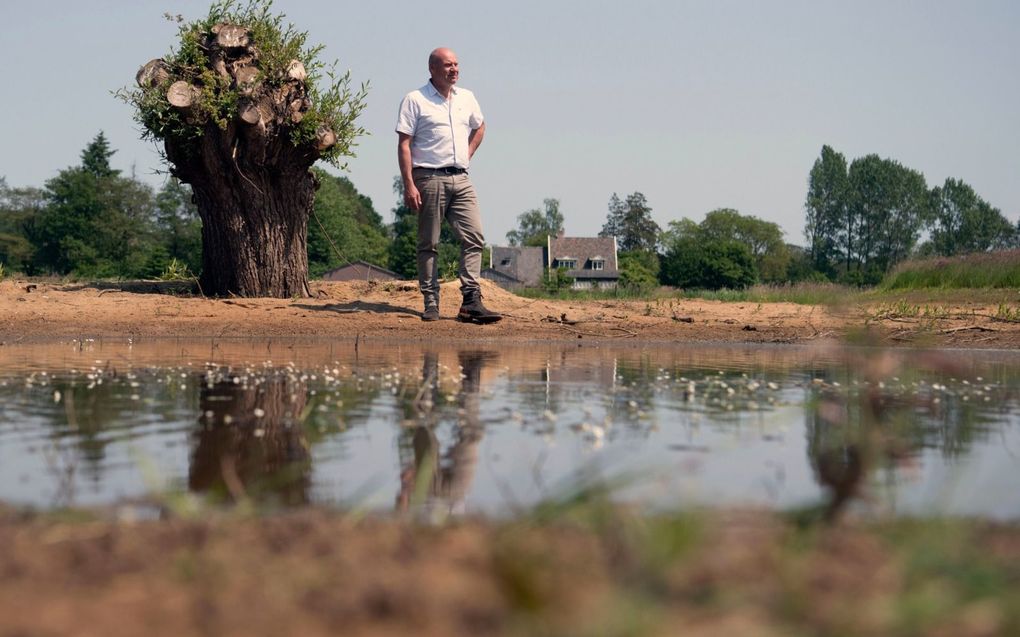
447, 97, 456, 167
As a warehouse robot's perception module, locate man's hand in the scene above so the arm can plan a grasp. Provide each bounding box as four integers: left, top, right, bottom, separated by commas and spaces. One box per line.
397, 133, 421, 211
404, 182, 422, 212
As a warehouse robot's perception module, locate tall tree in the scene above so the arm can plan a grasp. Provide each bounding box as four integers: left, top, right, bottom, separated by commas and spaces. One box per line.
804, 145, 849, 277
599, 192, 660, 252
29, 133, 162, 277
929, 178, 1015, 256
80, 131, 119, 178
847, 155, 928, 280
805, 145, 935, 283
506, 198, 563, 247
699, 208, 790, 282
121, 1, 367, 297
659, 217, 758, 290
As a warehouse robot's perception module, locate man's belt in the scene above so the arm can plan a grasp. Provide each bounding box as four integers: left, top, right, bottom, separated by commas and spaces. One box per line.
415, 166, 467, 175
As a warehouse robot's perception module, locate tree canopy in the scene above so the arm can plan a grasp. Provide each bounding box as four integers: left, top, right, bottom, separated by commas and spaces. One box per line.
308, 169, 389, 277
599, 192, 660, 252
805, 146, 929, 284
928, 178, 1016, 256
698, 208, 790, 282
805, 144, 1015, 284
506, 198, 564, 247
28, 133, 163, 277
660, 216, 757, 290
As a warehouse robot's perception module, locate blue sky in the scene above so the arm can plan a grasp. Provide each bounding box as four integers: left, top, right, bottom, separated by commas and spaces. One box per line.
2, 0, 1018, 247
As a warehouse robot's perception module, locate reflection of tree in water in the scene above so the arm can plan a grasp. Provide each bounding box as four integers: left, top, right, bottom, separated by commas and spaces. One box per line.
395, 350, 495, 516
803, 356, 1012, 520
190, 374, 310, 506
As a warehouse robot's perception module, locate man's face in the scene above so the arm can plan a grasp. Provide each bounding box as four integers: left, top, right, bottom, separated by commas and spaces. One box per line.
430, 51, 459, 87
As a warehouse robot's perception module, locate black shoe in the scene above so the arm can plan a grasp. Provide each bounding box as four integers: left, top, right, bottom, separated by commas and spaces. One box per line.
457, 293, 502, 324
421, 306, 440, 322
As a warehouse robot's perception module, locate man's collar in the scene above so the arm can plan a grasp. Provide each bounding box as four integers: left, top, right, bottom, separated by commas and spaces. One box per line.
425, 80, 457, 97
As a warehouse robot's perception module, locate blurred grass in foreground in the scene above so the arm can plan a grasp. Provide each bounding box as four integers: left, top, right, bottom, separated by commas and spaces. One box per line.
5, 492, 1018, 637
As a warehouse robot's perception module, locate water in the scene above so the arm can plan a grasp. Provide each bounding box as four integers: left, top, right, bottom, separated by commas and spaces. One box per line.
1, 338, 1019, 519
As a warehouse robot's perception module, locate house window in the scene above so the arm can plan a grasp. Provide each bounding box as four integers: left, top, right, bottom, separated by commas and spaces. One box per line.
557, 259, 577, 269
500, 257, 512, 266
591, 259, 605, 271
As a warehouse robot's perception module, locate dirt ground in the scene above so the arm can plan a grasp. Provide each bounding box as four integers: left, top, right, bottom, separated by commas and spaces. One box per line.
3, 277, 1020, 348
1, 504, 1018, 637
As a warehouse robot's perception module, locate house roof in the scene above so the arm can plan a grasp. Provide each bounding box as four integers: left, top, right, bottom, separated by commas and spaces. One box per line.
549, 236, 618, 274
322, 260, 399, 280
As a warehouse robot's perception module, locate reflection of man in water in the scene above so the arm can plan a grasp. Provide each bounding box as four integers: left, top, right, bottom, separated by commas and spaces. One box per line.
190, 375, 311, 506
396, 350, 494, 515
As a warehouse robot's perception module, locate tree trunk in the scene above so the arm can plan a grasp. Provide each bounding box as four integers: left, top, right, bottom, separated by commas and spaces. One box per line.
167, 124, 316, 298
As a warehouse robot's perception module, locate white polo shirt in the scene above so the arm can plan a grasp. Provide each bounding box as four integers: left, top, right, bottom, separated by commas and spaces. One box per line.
396, 81, 484, 170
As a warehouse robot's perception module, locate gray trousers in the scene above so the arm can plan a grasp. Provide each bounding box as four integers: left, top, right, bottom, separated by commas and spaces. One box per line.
413, 169, 485, 308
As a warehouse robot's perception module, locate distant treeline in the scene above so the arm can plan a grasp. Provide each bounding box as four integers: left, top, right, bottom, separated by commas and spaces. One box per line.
506, 145, 1017, 292
0, 133, 410, 281
2, 136, 1015, 290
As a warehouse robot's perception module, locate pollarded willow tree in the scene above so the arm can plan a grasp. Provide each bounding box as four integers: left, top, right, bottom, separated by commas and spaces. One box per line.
120, 1, 367, 297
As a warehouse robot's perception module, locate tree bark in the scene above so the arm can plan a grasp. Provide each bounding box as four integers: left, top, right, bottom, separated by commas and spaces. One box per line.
167, 124, 316, 298
136, 59, 169, 88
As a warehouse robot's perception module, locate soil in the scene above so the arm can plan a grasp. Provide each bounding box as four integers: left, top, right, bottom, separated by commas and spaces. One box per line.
1, 505, 1017, 637
4, 278, 1020, 348
3, 277, 1020, 636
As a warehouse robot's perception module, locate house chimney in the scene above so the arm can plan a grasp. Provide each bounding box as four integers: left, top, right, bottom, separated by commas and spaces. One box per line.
556, 227, 565, 239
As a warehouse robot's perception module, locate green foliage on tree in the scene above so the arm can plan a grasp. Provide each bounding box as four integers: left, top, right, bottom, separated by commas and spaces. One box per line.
805, 145, 849, 279
27, 133, 165, 278
155, 178, 203, 275
928, 178, 1016, 257
506, 198, 564, 247
308, 169, 389, 277
847, 154, 929, 282
119, 0, 367, 169
804, 145, 931, 285
660, 218, 757, 290
599, 192, 660, 252
0, 178, 45, 274
699, 208, 790, 282
617, 250, 660, 292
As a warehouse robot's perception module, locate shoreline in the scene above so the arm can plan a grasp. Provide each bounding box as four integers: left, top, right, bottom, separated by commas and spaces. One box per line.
4, 278, 1020, 349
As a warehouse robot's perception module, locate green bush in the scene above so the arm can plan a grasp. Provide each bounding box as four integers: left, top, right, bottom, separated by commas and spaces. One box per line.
661, 237, 757, 290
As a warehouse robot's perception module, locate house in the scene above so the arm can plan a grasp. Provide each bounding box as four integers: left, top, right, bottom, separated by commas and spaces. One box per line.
547, 233, 619, 290
483, 246, 546, 288
484, 232, 620, 290
321, 260, 399, 282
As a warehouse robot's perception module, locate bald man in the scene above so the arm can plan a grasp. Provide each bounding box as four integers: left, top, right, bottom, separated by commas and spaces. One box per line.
396, 48, 501, 324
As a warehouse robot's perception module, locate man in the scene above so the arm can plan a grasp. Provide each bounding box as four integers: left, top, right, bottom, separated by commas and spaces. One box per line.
396, 47, 502, 324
